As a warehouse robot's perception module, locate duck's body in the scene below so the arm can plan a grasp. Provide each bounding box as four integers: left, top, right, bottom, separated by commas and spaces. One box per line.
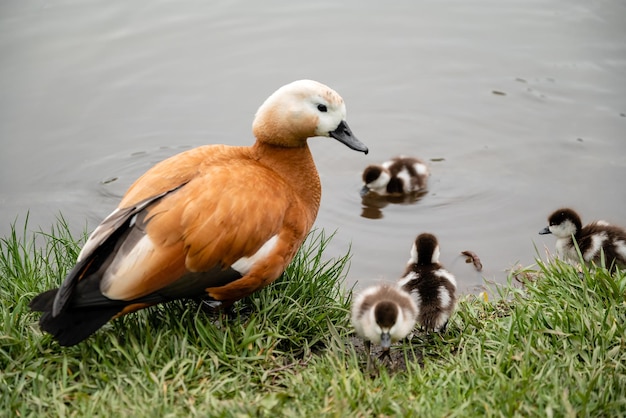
30, 80, 368, 346
351, 283, 417, 364
539, 208, 626, 270
361, 156, 429, 196
397, 233, 457, 333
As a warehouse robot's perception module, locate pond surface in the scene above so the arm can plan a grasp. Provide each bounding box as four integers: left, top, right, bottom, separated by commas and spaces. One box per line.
1, 0, 625, 294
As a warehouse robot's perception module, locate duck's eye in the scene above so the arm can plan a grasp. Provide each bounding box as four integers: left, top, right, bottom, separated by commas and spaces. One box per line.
317, 104, 328, 112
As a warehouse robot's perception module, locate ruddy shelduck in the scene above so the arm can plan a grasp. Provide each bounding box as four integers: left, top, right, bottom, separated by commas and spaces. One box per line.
539, 208, 626, 271
361, 156, 429, 196
30, 79, 368, 346
397, 233, 457, 333
351, 283, 417, 366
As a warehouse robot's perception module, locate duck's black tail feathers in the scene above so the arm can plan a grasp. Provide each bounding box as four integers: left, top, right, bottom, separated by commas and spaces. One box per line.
30, 288, 119, 346
37, 308, 119, 346
29, 288, 58, 312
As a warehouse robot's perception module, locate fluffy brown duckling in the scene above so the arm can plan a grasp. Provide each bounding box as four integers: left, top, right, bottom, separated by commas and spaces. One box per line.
397, 233, 457, 333
539, 208, 626, 271
361, 156, 429, 196
351, 283, 418, 367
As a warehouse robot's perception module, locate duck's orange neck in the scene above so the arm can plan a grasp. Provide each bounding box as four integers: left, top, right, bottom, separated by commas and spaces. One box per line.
252, 141, 322, 222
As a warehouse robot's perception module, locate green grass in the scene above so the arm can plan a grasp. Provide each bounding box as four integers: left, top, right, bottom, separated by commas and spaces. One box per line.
1, 217, 625, 417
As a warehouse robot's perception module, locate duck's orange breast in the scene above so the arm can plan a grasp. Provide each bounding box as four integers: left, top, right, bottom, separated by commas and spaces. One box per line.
99, 143, 321, 303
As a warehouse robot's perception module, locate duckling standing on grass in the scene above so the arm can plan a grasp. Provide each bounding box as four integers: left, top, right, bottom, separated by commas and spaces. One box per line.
539, 208, 626, 271
29, 80, 368, 346
351, 284, 418, 368
361, 156, 429, 196
397, 233, 457, 333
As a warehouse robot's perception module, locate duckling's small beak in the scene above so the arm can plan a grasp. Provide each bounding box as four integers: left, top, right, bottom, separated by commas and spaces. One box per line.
380, 331, 392, 350
360, 185, 371, 196
539, 227, 551, 235
329, 120, 368, 154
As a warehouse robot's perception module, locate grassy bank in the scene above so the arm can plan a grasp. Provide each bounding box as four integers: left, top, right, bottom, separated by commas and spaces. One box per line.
1, 218, 625, 416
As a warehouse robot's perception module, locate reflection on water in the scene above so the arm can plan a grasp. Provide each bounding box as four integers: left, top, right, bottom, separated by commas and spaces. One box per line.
360, 190, 429, 220
91, 145, 193, 201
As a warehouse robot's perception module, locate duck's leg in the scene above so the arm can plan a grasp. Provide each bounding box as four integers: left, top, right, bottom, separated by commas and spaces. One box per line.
439, 320, 449, 333
365, 340, 373, 371
198, 298, 239, 317
378, 347, 395, 369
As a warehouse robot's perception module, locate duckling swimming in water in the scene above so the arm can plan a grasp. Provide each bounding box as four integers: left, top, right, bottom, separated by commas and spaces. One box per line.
539, 208, 626, 271
351, 283, 417, 367
362, 156, 429, 196
397, 233, 457, 333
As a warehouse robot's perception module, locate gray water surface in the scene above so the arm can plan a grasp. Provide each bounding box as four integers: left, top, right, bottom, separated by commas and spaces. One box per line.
1, 0, 625, 294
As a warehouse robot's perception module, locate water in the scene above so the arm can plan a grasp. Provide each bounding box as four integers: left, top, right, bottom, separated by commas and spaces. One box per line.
1, 0, 625, 294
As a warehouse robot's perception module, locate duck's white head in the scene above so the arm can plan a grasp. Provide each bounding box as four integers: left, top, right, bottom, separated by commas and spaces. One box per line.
539, 208, 582, 238
252, 80, 368, 153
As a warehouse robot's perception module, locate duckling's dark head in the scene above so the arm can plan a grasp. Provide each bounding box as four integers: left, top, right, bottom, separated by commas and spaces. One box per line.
540, 208, 583, 237
362, 165, 384, 184
374, 301, 398, 349
374, 300, 399, 329
411, 233, 440, 265
550, 208, 582, 230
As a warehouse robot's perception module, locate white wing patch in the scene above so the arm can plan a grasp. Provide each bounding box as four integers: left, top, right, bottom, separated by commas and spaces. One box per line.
438, 285, 452, 308
614, 239, 626, 260
231, 235, 279, 275
414, 162, 429, 176
101, 234, 156, 299
584, 232, 607, 262
435, 269, 457, 288
397, 271, 418, 289
395, 168, 412, 190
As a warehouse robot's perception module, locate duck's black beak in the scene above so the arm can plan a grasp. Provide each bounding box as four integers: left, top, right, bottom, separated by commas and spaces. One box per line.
539, 227, 551, 235
329, 120, 368, 154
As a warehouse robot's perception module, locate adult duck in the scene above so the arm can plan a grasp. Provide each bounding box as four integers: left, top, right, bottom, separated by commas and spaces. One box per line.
30, 80, 368, 346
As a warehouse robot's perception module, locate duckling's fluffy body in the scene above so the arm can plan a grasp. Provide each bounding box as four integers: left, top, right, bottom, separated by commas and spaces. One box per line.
362, 156, 429, 195
30, 80, 368, 346
397, 233, 457, 333
540, 208, 626, 270
351, 284, 418, 352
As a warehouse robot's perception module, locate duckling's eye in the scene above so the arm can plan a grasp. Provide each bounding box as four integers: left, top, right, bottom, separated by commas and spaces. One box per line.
317, 104, 328, 112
